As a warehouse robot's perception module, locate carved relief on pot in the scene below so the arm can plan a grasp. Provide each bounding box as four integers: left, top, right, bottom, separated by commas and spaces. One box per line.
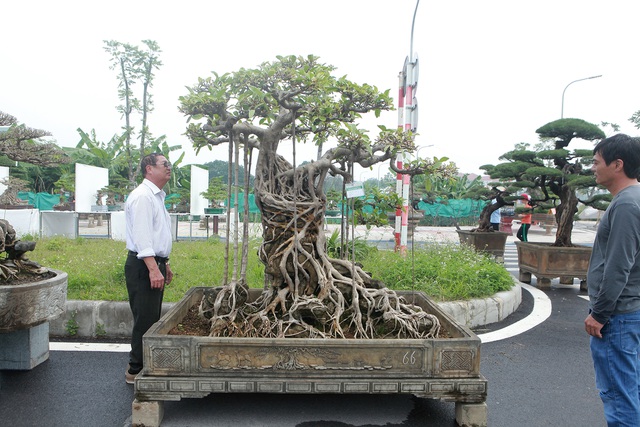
0, 270, 68, 332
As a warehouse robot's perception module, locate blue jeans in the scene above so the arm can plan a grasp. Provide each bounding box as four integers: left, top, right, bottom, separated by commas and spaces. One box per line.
590, 310, 640, 426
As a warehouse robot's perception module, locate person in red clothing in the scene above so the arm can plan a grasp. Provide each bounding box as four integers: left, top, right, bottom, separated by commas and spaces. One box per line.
516, 194, 533, 241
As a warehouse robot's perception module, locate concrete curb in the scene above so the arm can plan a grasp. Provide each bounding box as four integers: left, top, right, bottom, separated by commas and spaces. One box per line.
438, 281, 522, 329
49, 282, 522, 338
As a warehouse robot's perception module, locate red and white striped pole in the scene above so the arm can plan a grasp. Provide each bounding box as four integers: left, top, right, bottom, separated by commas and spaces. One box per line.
395, 0, 420, 254
395, 72, 405, 250
400, 59, 415, 254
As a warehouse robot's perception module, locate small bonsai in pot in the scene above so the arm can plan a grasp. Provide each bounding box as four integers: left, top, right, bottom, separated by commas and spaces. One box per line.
0, 219, 67, 369
467, 185, 512, 233
0, 177, 31, 208
201, 177, 227, 212
0, 219, 50, 282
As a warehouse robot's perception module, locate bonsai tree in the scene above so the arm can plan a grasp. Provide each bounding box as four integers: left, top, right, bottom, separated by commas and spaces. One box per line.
201, 177, 227, 208
0, 177, 31, 206
179, 55, 452, 339
52, 174, 75, 211
99, 182, 129, 206
482, 118, 606, 246
0, 111, 69, 167
0, 219, 48, 281
465, 185, 513, 232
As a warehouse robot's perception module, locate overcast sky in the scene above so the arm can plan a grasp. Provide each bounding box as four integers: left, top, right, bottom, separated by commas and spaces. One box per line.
3, 0, 639, 180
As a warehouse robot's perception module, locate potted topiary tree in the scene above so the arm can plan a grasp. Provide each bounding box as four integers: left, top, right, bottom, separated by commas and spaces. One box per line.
130, 55, 488, 426
454, 185, 513, 262
201, 177, 227, 214
0, 219, 68, 369
0, 177, 33, 209
482, 118, 606, 288
0, 112, 69, 368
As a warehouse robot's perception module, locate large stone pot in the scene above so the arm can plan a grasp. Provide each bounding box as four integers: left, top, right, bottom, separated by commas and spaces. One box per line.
456, 229, 509, 262
0, 269, 68, 369
515, 241, 591, 290
132, 287, 488, 427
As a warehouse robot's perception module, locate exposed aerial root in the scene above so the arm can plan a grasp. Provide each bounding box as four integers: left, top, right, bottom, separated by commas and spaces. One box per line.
198, 152, 441, 340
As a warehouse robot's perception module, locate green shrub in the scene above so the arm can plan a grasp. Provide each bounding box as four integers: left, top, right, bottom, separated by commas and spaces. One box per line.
362, 243, 514, 301
326, 229, 377, 260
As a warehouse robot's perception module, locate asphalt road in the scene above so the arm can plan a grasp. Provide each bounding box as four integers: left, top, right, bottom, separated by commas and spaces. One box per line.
0, 244, 606, 427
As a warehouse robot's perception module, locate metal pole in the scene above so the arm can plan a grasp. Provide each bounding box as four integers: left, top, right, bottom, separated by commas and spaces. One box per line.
561, 75, 602, 118
409, 0, 420, 63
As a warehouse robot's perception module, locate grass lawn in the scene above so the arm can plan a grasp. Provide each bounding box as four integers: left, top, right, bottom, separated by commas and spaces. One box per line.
27, 236, 514, 303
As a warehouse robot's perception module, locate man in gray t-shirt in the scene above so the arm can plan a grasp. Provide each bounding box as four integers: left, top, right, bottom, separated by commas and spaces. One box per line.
585, 134, 640, 426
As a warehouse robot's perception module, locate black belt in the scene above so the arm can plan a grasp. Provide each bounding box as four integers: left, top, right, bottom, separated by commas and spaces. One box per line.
128, 251, 169, 264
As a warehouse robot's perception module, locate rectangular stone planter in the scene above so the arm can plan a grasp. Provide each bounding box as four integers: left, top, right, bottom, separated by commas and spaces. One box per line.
515, 241, 592, 290
133, 287, 487, 427
456, 229, 509, 262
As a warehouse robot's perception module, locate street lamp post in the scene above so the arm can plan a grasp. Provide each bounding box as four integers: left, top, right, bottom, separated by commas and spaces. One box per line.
377, 162, 387, 188
415, 144, 434, 160
561, 75, 602, 119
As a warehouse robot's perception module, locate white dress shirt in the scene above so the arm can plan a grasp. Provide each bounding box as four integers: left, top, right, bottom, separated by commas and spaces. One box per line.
125, 178, 172, 259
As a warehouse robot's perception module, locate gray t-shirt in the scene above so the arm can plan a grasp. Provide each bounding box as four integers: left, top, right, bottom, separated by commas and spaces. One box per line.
588, 184, 640, 324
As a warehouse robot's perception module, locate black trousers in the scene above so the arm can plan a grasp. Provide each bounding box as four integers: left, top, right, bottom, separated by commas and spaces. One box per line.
125, 253, 165, 374
517, 223, 530, 242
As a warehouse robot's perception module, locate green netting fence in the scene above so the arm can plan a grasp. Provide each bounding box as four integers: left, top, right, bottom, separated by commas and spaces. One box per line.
18, 192, 61, 211
417, 199, 488, 226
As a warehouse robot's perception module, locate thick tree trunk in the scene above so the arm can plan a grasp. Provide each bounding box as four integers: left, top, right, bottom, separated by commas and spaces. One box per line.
199, 150, 440, 340
554, 184, 577, 247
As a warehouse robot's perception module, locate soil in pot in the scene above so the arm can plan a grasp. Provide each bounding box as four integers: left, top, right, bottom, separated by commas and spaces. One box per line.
169, 303, 454, 339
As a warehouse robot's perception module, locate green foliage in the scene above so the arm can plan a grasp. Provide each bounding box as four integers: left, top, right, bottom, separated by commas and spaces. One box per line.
414, 173, 484, 202
363, 244, 514, 301
95, 322, 106, 337
65, 310, 79, 336
567, 175, 597, 189
202, 160, 253, 186
500, 149, 540, 163
326, 229, 377, 260
483, 160, 531, 179
201, 177, 228, 206
574, 149, 594, 158
352, 187, 403, 228
536, 118, 605, 146
537, 148, 569, 160
524, 166, 563, 178
179, 55, 410, 162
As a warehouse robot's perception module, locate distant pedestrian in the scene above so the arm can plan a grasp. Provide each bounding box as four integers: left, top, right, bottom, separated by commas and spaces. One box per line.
584, 134, 640, 426
490, 186, 507, 231
516, 194, 532, 241
124, 153, 173, 384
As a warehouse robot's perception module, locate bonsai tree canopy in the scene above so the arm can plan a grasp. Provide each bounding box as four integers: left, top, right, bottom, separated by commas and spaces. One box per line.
180, 55, 454, 339
0, 111, 69, 167
483, 118, 605, 246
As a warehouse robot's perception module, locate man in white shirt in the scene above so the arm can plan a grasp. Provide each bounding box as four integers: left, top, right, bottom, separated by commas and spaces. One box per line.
124, 153, 174, 384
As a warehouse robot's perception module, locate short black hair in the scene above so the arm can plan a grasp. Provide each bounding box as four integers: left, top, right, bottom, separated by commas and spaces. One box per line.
593, 134, 640, 180
140, 153, 163, 178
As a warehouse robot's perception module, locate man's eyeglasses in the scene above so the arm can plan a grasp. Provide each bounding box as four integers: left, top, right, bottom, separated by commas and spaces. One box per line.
155, 161, 172, 168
